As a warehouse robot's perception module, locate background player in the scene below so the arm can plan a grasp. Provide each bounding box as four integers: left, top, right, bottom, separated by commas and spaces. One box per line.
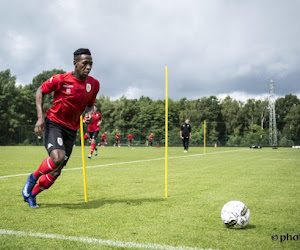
148, 133, 153, 147
180, 119, 192, 152
83, 106, 102, 158
114, 132, 121, 147
128, 133, 133, 147
84, 132, 90, 146
100, 132, 107, 147
22, 48, 100, 208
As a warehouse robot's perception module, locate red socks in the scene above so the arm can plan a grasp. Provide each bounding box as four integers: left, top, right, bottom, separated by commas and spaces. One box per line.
32, 173, 57, 196
33, 157, 56, 179
90, 143, 96, 155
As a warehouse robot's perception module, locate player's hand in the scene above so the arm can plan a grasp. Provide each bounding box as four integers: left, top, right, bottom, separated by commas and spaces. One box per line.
84, 113, 92, 124
34, 118, 45, 136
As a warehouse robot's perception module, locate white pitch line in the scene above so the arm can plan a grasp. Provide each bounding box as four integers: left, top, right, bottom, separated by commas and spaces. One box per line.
0, 149, 248, 180
0, 229, 207, 250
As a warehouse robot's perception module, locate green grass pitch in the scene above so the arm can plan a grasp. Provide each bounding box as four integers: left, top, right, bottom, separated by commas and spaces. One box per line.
0, 146, 299, 249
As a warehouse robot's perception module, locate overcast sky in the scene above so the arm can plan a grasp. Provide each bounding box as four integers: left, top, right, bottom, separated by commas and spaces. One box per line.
1, 0, 299, 101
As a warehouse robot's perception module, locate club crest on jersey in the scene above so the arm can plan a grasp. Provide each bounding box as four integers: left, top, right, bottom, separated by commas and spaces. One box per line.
57, 137, 63, 146
86, 83, 91, 92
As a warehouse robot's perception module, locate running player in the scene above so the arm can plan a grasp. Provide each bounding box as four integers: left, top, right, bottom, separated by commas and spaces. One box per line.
100, 132, 107, 147
83, 106, 102, 158
149, 133, 153, 147
128, 133, 133, 147
114, 132, 121, 147
21, 48, 100, 208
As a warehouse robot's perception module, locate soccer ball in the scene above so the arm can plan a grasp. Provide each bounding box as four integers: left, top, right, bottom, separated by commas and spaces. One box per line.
221, 201, 250, 229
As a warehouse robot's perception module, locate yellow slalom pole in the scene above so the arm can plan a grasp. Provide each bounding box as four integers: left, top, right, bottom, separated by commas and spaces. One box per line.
204, 120, 206, 154
165, 65, 168, 198
80, 115, 88, 202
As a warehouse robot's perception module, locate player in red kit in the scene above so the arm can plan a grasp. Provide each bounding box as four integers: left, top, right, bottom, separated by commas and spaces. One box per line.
114, 132, 121, 147
22, 48, 100, 208
128, 133, 133, 147
149, 133, 153, 147
101, 132, 107, 147
83, 106, 102, 158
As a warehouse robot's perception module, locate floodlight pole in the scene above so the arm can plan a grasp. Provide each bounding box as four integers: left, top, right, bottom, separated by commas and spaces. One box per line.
165, 66, 168, 198
269, 80, 277, 148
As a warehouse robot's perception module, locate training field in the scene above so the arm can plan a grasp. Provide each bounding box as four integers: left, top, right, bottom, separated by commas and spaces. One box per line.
0, 146, 299, 249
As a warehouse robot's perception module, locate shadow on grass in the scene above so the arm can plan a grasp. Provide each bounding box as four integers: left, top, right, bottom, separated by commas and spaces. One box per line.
222, 224, 256, 230
40, 197, 166, 209
245, 224, 256, 229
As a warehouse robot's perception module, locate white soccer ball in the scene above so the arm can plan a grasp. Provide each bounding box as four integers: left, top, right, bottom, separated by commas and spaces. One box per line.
221, 201, 250, 229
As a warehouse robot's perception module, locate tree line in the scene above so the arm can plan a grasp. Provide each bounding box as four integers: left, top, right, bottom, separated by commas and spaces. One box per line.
1, 69, 300, 146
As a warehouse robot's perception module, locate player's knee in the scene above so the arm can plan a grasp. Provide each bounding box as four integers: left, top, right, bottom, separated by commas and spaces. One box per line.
51, 169, 62, 178
50, 151, 65, 167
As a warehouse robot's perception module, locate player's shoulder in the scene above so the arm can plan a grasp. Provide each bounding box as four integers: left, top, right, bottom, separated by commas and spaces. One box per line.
86, 75, 100, 92
47, 72, 69, 83
86, 75, 100, 85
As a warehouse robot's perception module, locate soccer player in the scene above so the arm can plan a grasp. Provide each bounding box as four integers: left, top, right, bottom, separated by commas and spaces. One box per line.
100, 132, 107, 147
114, 132, 121, 147
22, 48, 100, 208
84, 132, 89, 146
180, 119, 192, 152
83, 106, 102, 158
148, 133, 153, 147
127, 133, 133, 147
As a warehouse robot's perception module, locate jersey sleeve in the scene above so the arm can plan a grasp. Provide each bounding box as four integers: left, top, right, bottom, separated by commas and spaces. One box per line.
88, 79, 100, 106
41, 74, 62, 94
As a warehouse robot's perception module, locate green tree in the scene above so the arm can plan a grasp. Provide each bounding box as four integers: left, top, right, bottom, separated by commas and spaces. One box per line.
0, 70, 23, 144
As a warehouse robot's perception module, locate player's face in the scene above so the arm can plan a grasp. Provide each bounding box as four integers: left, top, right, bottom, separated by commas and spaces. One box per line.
74, 54, 93, 79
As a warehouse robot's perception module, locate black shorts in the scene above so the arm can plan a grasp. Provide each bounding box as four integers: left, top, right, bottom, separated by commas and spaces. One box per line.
44, 118, 77, 166
89, 131, 99, 139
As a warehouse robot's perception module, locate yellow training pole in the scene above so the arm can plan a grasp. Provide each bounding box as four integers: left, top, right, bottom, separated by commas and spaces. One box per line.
204, 120, 206, 154
165, 65, 168, 198
80, 115, 88, 202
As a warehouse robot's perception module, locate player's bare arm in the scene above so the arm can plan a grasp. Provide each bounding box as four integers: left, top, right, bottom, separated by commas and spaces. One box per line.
34, 86, 46, 136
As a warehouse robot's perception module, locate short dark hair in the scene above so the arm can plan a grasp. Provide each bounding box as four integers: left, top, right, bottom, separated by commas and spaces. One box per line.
74, 48, 91, 56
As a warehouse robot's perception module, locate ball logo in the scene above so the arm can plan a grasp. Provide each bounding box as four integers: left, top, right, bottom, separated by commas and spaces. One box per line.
57, 137, 63, 146
86, 83, 91, 92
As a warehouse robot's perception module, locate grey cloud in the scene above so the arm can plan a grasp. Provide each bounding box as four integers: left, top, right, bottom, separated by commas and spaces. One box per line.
0, 0, 299, 100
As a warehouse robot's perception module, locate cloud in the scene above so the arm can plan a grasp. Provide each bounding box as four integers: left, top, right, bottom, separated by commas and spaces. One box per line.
0, 0, 299, 99
111, 86, 144, 100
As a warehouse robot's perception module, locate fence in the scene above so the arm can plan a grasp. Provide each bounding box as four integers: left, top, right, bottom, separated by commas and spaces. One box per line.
0, 121, 299, 147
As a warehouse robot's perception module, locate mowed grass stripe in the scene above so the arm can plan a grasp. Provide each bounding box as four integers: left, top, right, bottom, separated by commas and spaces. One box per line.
0, 148, 248, 179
